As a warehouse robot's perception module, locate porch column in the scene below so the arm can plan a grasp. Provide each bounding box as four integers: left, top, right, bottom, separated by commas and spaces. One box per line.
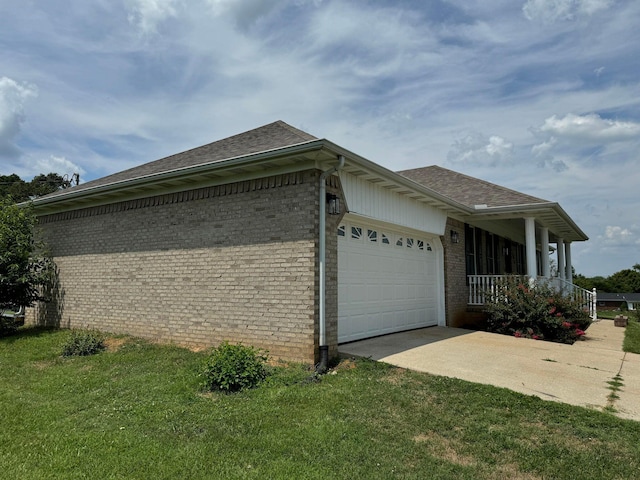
557, 238, 565, 281
565, 242, 573, 284
540, 227, 550, 278
524, 217, 537, 282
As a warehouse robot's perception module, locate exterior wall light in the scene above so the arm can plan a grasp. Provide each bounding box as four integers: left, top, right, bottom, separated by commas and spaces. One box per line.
450, 230, 459, 244
327, 193, 341, 215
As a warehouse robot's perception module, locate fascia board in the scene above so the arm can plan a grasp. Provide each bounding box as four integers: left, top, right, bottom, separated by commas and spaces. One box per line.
29, 139, 328, 210
469, 203, 588, 241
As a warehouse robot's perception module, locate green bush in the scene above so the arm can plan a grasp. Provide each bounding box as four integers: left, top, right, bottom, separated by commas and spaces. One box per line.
484, 278, 592, 344
61, 330, 106, 357
201, 342, 268, 393
0, 316, 19, 337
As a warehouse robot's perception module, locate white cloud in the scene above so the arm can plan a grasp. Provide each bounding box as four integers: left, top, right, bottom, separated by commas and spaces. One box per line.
0, 77, 38, 158
601, 225, 636, 246
535, 113, 640, 143
523, 0, 614, 23
125, 0, 181, 35
27, 155, 85, 177
447, 132, 514, 165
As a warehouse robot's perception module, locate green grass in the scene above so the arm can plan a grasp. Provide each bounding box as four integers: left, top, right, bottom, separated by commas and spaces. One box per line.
623, 320, 640, 354
597, 310, 622, 320
2, 327, 640, 479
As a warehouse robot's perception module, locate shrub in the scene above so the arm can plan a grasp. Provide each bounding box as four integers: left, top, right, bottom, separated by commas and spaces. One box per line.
201, 342, 268, 393
61, 330, 106, 356
0, 316, 19, 337
484, 278, 592, 344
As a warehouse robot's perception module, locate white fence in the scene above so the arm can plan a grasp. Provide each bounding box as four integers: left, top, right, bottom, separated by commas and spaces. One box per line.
468, 275, 597, 320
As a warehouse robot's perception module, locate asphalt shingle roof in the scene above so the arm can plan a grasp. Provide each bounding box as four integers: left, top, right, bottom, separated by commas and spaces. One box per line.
42, 120, 317, 199
398, 165, 549, 209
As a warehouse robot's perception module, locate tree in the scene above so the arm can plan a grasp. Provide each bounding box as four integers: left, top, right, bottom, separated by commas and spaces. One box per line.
0, 199, 53, 315
0, 173, 72, 202
608, 267, 640, 293
574, 263, 640, 293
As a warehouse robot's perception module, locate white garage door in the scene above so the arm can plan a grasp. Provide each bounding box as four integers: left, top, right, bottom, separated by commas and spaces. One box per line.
338, 220, 439, 343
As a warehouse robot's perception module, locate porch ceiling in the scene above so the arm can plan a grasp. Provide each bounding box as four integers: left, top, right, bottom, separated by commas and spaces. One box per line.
467, 204, 588, 242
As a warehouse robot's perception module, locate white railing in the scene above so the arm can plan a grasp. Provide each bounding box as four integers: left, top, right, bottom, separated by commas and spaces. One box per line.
547, 277, 597, 321
467, 275, 597, 320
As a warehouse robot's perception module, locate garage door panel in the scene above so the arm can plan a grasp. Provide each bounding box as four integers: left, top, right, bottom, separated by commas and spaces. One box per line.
338, 220, 439, 343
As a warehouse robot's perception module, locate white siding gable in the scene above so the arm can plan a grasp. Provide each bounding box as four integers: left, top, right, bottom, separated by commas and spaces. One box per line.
339, 171, 447, 236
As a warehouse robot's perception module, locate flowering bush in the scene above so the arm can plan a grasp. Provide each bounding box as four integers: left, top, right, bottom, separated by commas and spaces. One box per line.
484, 278, 591, 344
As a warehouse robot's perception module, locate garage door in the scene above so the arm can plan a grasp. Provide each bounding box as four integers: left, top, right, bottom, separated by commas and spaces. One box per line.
338, 220, 439, 343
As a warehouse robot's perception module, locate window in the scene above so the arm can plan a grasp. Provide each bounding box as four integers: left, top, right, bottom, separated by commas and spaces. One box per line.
367, 229, 377, 242
381, 233, 390, 245
406, 238, 414, 248
351, 226, 362, 240
396, 237, 404, 247
338, 225, 345, 237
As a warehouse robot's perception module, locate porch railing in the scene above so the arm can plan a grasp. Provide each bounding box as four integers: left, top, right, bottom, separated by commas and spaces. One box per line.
467, 275, 597, 320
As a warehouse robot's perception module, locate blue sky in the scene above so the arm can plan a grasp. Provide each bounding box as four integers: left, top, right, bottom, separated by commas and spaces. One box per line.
1, 0, 639, 277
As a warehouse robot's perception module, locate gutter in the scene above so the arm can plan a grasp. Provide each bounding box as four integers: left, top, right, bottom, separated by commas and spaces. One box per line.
316, 154, 345, 374
28, 140, 328, 209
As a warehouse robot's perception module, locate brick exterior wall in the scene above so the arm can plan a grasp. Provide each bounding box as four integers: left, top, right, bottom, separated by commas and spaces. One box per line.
441, 218, 468, 328
32, 169, 341, 363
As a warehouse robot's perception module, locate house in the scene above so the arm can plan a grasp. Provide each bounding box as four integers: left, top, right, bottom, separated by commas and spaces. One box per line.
597, 293, 640, 311
29, 121, 591, 365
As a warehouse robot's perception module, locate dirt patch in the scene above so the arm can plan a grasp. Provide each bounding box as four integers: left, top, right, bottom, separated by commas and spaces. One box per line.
333, 358, 358, 371
412, 432, 475, 467
104, 337, 128, 352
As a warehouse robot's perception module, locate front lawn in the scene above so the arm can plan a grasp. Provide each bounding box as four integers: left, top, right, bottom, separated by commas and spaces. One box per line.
623, 320, 640, 354
2, 327, 640, 479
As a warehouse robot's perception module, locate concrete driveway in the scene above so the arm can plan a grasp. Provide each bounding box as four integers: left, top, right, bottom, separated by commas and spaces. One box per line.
339, 320, 640, 421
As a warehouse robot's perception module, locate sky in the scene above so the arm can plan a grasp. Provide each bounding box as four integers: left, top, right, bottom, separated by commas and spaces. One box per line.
1, 0, 639, 277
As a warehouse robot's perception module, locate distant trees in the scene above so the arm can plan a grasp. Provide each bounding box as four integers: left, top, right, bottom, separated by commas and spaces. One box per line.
574, 264, 640, 293
0, 173, 73, 203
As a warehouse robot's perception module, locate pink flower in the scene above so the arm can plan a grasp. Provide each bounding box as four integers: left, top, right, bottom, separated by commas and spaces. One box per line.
562, 321, 572, 328
575, 329, 585, 336
549, 306, 557, 315
514, 331, 522, 338
532, 335, 540, 340
556, 313, 563, 317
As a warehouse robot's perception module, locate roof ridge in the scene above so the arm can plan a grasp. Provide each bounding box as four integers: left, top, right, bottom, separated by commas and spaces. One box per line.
36, 120, 318, 200
271, 120, 318, 141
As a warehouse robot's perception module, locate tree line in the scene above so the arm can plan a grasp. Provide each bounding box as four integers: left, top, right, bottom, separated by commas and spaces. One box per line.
574, 264, 640, 293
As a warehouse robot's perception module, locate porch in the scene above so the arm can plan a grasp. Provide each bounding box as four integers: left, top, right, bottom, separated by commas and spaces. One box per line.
467, 274, 597, 320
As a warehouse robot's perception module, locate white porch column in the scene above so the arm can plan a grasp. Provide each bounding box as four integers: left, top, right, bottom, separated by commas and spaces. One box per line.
525, 217, 537, 282
565, 242, 573, 284
557, 238, 565, 281
540, 227, 550, 278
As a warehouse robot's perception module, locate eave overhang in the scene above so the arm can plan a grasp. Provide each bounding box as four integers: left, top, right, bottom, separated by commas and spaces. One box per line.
29, 138, 471, 218
28, 137, 588, 244
465, 203, 588, 242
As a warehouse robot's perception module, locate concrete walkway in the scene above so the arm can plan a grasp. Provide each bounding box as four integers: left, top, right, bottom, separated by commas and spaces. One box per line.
339, 320, 640, 421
